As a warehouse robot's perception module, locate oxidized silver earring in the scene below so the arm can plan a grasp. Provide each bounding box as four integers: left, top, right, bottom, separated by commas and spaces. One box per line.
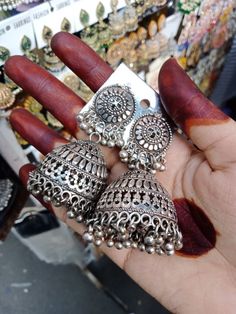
27, 140, 108, 222
79, 63, 183, 255
84, 170, 182, 255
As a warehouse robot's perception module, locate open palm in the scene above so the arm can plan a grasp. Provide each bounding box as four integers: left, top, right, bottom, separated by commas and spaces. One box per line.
6, 32, 236, 314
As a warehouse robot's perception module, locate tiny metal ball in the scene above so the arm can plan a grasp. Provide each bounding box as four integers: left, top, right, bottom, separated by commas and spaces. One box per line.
131, 242, 138, 249
76, 215, 83, 223
101, 138, 107, 146
32, 189, 41, 195
128, 164, 136, 170
156, 248, 165, 256
123, 240, 131, 248
175, 241, 183, 250
138, 243, 145, 251
43, 195, 51, 202
165, 243, 174, 251
156, 236, 164, 245
144, 236, 155, 246
160, 165, 166, 172
145, 246, 155, 254
116, 139, 125, 147
107, 240, 114, 247
119, 226, 126, 234
153, 162, 161, 170
122, 157, 129, 163
119, 150, 128, 159
166, 250, 175, 256
95, 230, 103, 238
87, 127, 94, 135
77, 114, 84, 122
115, 242, 123, 250
83, 232, 93, 243
107, 140, 115, 148
67, 211, 76, 219
80, 122, 88, 130
150, 169, 157, 175
94, 238, 102, 246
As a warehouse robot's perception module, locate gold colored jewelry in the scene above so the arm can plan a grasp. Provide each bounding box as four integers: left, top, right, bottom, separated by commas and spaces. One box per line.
0, 46, 10, 63
146, 20, 160, 60
136, 27, 149, 66
42, 26, 65, 73
63, 74, 80, 94
78, 80, 93, 102
80, 9, 99, 51
23, 96, 42, 113
46, 111, 63, 128
96, 2, 112, 47
0, 82, 15, 109
21, 35, 39, 64
124, 0, 138, 32
109, 0, 126, 39
61, 17, 71, 32
123, 32, 138, 72
106, 41, 123, 68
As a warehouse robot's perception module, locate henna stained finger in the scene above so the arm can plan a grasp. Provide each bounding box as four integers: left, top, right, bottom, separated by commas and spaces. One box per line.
51, 32, 113, 92
5, 56, 84, 136
10, 108, 68, 155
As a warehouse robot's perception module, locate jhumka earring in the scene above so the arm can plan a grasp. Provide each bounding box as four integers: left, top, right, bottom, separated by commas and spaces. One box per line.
42, 26, 65, 73
78, 63, 183, 255
124, 0, 138, 32
21, 35, 39, 64
80, 9, 99, 51
109, 0, 126, 39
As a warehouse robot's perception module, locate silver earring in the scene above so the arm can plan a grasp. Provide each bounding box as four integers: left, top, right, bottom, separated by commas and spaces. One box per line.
27, 140, 108, 222
79, 63, 183, 255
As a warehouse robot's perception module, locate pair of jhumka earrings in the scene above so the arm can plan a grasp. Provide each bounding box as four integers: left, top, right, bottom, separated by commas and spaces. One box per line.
27, 64, 183, 256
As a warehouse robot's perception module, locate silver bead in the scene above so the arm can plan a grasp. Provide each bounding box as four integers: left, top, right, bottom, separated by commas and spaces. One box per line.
153, 162, 161, 170
116, 139, 125, 147
119, 150, 128, 159
77, 113, 84, 122
156, 248, 165, 255
76, 215, 83, 223
95, 230, 103, 238
144, 236, 155, 246
80, 122, 88, 130
43, 195, 51, 203
83, 232, 93, 243
175, 241, 183, 250
165, 243, 174, 251
156, 236, 164, 245
160, 165, 166, 172
145, 246, 155, 254
87, 127, 94, 135
67, 211, 76, 219
107, 240, 114, 247
138, 243, 145, 251
107, 140, 115, 148
166, 250, 174, 256
94, 239, 102, 246
115, 242, 123, 250
123, 240, 132, 248
101, 138, 107, 146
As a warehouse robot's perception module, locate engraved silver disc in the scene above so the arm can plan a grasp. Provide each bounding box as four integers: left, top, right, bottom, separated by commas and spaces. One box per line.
132, 114, 172, 154
94, 85, 135, 125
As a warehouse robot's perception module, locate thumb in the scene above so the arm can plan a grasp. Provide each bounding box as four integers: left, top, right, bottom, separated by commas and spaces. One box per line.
158, 58, 236, 170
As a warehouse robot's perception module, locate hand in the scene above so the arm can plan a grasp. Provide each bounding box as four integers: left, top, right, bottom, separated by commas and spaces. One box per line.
6, 32, 236, 314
